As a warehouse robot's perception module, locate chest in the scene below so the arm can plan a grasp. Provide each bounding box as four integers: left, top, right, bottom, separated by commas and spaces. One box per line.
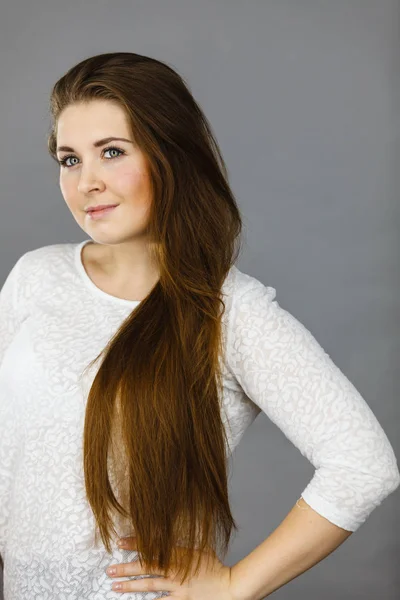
0, 303, 260, 455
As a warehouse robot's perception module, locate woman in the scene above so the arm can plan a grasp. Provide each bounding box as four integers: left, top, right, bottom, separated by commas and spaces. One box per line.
0, 52, 399, 600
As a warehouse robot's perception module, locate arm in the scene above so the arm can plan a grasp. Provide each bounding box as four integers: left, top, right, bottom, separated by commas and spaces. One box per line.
225, 268, 400, 598
0, 252, 26, 560
230, 496, 352, 600
0, 253, 24, 366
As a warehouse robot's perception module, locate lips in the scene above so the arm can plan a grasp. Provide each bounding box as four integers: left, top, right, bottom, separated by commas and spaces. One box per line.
87, 204, 118, 213
86, 204, 119, 220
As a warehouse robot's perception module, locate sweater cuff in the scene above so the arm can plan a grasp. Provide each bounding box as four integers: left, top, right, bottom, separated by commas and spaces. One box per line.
299, 487, 362, 532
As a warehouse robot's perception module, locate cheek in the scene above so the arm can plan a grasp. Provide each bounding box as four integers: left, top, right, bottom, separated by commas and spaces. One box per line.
117, 166, 151, 203
59, 176, 76, 206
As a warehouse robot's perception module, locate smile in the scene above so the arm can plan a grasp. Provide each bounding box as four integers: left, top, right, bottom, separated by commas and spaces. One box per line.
87, 205, 118, 220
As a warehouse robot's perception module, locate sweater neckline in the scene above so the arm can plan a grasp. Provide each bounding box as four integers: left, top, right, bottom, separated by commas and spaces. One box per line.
74, 239, 141, 308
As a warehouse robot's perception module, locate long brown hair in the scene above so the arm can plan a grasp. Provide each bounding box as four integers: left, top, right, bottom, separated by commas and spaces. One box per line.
47, 52, 243, 584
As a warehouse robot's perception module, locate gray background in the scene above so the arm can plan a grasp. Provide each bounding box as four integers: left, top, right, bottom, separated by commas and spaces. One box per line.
1, 1, 399, 598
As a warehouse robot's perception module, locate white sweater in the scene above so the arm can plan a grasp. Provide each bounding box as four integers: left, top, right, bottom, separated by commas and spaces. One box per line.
0, 239, 399, 600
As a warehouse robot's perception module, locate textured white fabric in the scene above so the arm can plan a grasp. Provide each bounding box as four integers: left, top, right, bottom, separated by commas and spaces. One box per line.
0, 239, 399, 599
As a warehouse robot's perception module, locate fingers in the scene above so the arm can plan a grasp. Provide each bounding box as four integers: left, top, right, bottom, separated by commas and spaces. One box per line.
107, 559, 169, 579
107, 560, 142, 577
111, 574, 176, 594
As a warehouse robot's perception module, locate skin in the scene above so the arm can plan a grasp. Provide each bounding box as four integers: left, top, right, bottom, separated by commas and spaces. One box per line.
107, 535, 237, 598
56, 99, 160, 297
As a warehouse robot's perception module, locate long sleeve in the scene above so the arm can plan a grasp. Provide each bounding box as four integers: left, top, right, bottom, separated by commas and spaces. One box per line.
226, 268, 400, 532
0, 254, 25, 368
0, 253, 28, 559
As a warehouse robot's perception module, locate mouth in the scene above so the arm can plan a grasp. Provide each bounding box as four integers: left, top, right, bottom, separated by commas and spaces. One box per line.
86, 205, 119, 219
86, 203, 118, 212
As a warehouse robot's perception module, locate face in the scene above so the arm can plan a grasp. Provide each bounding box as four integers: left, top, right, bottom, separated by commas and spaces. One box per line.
56, 99, 153, 246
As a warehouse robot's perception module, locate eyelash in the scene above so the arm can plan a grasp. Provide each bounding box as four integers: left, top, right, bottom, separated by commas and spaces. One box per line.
57, 146, 126, 168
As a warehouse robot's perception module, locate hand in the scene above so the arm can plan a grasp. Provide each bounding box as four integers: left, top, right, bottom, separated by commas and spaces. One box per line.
105, 535, 238, 599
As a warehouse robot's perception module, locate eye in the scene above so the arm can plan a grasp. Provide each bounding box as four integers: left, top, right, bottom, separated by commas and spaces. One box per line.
57, 146, 126, 168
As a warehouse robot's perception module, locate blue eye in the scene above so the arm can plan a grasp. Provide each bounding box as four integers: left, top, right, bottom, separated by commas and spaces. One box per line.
57, 146, 125, 168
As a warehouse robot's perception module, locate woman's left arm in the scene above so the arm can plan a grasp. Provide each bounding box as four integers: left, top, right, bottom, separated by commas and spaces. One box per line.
230, 496, 352, 600
225, 271, 400, 599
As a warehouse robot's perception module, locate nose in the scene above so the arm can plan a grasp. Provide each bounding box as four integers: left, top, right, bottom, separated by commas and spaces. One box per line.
77, 165, 105, 194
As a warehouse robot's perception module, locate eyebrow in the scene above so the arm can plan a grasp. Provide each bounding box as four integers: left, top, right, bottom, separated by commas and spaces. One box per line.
56, 137, 134, 153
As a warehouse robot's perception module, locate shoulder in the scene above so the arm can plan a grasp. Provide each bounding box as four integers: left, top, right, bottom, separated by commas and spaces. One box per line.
15, 242, 76, 275
221, 265, 280, 346
0, 242, 76, 323
228, 265, 277, 308
5, 243, 77, 304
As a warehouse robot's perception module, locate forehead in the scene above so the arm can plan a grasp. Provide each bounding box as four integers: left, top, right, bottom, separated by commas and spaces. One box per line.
57, 100, 129, 138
